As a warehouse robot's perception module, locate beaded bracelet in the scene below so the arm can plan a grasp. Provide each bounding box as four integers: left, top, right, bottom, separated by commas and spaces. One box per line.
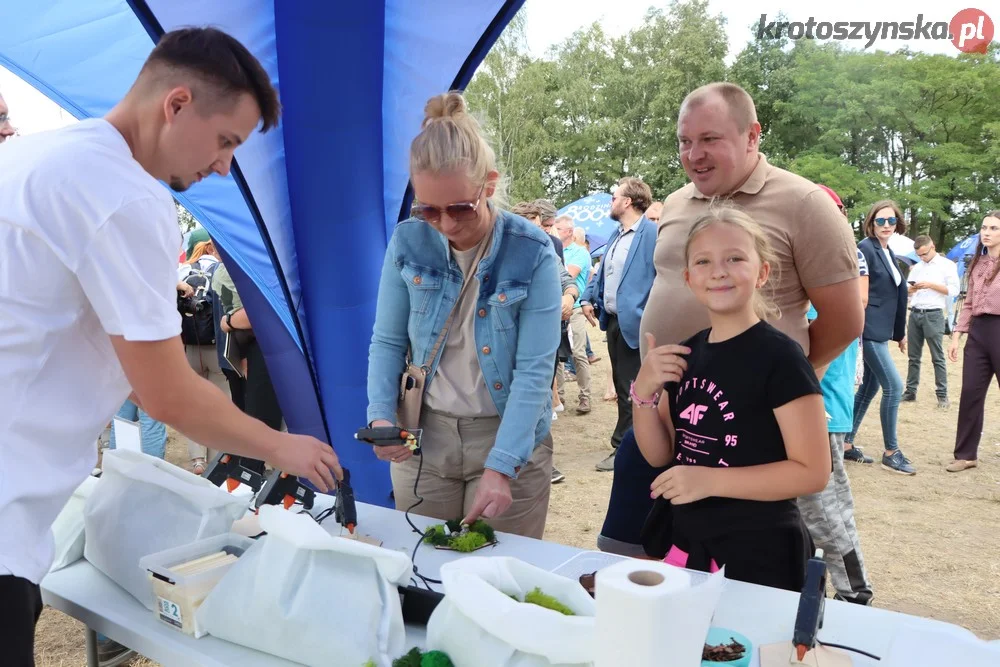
629, 381, 661, 408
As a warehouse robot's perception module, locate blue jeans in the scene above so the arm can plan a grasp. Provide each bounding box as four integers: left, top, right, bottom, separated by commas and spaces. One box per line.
565, 334, 593, 374
848, 340, 901, 452
108, 400, 167, 459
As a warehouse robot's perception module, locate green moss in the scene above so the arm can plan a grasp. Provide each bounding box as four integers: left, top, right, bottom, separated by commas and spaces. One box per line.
469, 519, 495, 543
422, 524, 450, 547
392, 647, 423, 667
390, 648, 454, 667
420, 650, 455, 667
524, 587, 575, 616
424, 519, 496, 551
450, 531, 487, 552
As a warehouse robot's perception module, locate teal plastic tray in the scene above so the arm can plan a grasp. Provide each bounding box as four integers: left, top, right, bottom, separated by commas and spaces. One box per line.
702, 627, 752, 667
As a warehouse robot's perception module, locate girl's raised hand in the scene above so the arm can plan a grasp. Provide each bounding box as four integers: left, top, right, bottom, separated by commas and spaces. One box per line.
633, 333, 690, 399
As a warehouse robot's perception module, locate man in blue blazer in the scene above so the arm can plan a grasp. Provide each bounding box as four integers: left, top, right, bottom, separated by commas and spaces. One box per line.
582, 177, 657, 471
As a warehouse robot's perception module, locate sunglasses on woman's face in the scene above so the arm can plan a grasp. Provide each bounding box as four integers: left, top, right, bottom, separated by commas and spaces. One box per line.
411, 183, 485, 224
874, 216, 898, 226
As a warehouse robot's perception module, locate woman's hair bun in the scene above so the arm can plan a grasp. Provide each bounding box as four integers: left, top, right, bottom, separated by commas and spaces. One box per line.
422, 91, 467, 127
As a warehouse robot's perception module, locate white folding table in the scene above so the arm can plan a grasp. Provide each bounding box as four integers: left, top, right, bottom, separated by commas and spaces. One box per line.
42, 500, 974, 666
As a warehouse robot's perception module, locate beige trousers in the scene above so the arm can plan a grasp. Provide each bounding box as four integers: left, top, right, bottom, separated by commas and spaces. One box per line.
185, 345, 229, 462
390, 408, 553, 539
557, 308, 592, 402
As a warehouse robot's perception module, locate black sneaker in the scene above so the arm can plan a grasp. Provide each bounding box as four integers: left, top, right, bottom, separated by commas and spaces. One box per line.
901, 392, 916, 402
97, 638, 136, 667
881, 450, 916, 475
551, 466, 566, 484
843, 446, 873, 464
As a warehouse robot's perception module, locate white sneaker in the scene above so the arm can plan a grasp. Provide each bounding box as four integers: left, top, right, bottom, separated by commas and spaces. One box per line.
552, 411, 559, 421
554, 403, 565, 413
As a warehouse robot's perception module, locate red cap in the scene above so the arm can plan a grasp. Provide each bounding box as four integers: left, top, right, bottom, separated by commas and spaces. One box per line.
817, 184, 843, 208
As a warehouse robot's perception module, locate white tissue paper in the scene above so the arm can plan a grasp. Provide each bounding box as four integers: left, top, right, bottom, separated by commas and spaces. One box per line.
49, 475, 100, 573
883, 622, 1000, 666
83, 449, 248, 610
197, 506, 412, 667
426, 556, 597, 667
595, 560, 726, 667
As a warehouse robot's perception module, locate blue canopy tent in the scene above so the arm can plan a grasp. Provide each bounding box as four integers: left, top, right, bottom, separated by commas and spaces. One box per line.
557, 192, 615, 256
1, 0, 526, 505
947, 233, 980, 280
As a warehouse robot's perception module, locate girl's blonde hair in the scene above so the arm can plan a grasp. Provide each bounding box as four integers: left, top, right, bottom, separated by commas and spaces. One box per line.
684, 203, 781, 321
409, 91, 508, 209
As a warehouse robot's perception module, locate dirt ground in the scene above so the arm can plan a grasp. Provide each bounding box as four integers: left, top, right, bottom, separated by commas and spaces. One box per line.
35, 328, 1000, 666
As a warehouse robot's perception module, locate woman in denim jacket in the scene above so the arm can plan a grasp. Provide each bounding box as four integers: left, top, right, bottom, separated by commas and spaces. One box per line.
365, 92, 561, 538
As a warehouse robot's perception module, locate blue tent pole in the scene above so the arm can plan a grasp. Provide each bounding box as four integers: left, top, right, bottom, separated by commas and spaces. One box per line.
395, 0, 527, 223
125, 0, 334, 445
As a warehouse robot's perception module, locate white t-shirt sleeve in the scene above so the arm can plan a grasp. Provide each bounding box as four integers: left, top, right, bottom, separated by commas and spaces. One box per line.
75, 198, 182, 341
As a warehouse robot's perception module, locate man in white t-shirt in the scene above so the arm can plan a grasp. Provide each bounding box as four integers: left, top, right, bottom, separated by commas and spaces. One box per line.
0, 27, 342, 661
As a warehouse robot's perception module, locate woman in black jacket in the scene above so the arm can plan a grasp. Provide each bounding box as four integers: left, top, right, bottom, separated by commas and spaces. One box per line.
846, 200, 914, 475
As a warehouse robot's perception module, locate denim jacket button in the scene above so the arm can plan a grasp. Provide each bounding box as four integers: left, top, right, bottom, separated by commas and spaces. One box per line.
493, 382, 502, 390
477, 308, 486, 317
482, 346, 491, 355
412, 275, 422, 285
498, 293, 507, 303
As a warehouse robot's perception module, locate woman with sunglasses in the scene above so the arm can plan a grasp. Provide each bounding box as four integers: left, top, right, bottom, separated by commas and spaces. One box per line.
847, 200, 914, 474
945, 211, 1000, 473
365, 92, 561, 538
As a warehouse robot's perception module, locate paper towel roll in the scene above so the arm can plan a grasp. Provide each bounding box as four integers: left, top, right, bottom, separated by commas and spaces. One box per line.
594, 560, 726, 667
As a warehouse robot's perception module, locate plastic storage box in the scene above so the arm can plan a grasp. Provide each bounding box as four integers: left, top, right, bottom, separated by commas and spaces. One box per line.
139, 533, 255, 638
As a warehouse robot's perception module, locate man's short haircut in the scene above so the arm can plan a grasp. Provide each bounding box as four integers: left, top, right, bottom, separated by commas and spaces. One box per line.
573, 227, 587, 244
510, 201, 539, 218
139, 27, 281, 132
553, 215, 574, 229
617, 177, 653, 213
680, 82, 758, 133
533, 198, 559, 222
913, 235, 933, 250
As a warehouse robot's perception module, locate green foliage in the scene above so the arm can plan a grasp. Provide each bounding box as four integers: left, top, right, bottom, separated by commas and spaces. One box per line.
523, 588, 576, 616
462, 3, 999, 250
362, 661, 376, 667
420, 651, 455, 667
392, 647, 423, 667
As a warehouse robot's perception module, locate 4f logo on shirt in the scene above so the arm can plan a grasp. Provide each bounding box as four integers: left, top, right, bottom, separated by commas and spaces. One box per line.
679, 403, 709, 425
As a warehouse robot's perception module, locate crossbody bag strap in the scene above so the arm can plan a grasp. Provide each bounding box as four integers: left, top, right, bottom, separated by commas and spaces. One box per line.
422, 232, 493, 369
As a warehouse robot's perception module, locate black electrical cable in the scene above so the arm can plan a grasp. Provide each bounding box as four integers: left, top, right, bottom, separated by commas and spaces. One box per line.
404, 451, 442, 589
309, 504, 336, 525
817, 639, 881, 661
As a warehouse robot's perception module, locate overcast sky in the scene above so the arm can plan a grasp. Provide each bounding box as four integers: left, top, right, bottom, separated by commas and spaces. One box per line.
0, 0, 987, 136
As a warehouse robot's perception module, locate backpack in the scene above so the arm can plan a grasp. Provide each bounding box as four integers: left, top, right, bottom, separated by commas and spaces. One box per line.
179, 262, 219, 346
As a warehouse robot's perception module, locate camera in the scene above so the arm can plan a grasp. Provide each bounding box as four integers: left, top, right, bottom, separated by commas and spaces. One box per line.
177, 294, 211, 315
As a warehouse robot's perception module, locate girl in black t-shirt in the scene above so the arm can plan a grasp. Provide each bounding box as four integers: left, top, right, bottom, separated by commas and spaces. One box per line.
632, 206, 830, 592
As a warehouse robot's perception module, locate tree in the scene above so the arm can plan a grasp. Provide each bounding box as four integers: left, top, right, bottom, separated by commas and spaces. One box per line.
176, 202, 198, 233
463, 1, 1000, 249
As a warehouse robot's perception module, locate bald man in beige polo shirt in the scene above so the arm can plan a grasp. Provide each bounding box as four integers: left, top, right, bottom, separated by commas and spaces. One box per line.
639, 83, 864, 367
